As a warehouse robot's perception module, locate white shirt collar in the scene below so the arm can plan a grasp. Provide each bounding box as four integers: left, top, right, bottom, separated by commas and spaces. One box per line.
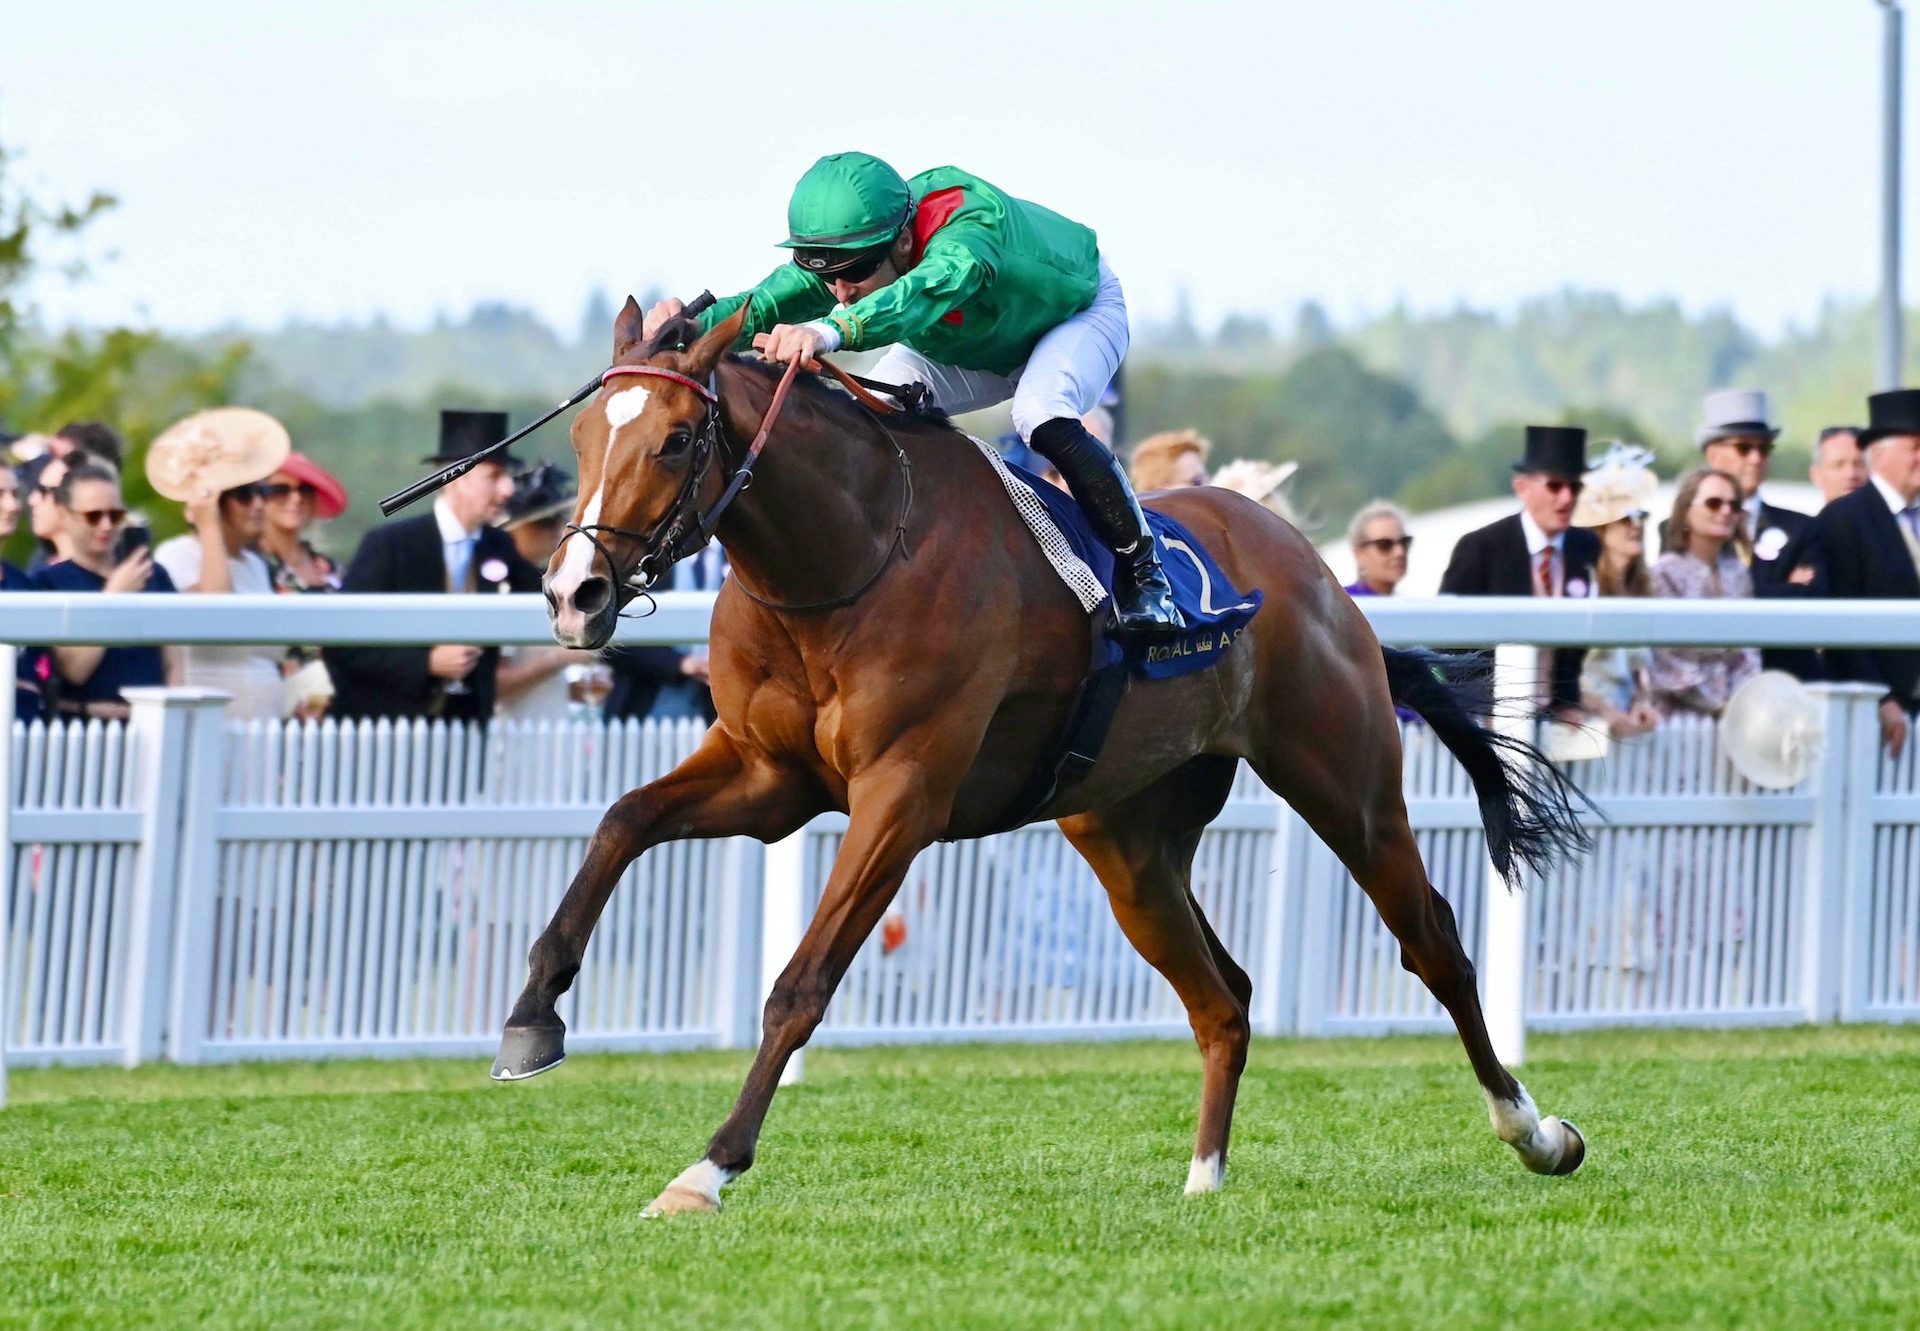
433, 496, 478, 543
1518, 510, 1565, 557
1870, 471, 1912, 515
1742, 492, 1764, 525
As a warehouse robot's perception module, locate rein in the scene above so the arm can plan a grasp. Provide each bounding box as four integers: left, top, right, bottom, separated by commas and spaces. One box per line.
569, 356, 916, 616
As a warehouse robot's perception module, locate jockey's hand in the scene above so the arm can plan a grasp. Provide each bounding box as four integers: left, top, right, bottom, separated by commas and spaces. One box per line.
641, 297, 685, 341
755, 324, 825, 369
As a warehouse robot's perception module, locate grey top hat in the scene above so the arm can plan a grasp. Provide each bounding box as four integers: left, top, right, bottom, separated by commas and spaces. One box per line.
1696, 388, 1780, 448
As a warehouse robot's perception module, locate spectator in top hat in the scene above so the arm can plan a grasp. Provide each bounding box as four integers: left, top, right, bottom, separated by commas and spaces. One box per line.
1693, 389, 1808, 576
1809, 426, 1867, 506
1799, 388, 1920, 757
1439, 425, 1600, 718
324, 410, 542, 723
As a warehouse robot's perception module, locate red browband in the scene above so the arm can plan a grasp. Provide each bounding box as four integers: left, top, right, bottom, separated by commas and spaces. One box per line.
600, 364, 717, 402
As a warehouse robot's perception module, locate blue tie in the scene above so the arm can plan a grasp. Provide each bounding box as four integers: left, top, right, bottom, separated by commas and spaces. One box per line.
446, 535, 476, 589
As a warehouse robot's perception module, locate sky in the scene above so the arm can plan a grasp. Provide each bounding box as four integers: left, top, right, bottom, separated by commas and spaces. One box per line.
2, 1, 1906, 338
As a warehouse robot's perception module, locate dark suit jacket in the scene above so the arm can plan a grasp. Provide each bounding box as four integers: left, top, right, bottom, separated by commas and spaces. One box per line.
324, 514, 542, 722
1798, 483, 1920, 709
1438, 513, 1601, 713
1747, 500, 1819, 679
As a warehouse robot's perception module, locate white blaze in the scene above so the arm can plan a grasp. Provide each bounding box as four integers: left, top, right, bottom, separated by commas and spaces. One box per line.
550, 386, 649, 599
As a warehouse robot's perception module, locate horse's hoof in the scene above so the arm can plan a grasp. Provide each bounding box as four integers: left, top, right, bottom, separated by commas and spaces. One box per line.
491, 1023, 567, 1081
1549, 1118, 1586, 1176
642, 1183, 722, 1218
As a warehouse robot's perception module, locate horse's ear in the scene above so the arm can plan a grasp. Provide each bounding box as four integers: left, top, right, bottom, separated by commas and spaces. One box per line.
613, 295, 645, 360
685, 302, 749, 374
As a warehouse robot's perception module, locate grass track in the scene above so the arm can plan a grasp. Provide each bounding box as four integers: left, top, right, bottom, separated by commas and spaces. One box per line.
3, 1027, 1919, 1328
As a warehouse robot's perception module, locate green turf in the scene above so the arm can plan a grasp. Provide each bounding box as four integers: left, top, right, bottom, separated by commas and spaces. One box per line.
2, 1026, 1918, 1329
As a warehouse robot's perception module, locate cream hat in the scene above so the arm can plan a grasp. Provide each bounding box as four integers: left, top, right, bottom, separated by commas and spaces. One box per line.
1571, 442, 1659, 528
145, 408, 292, 502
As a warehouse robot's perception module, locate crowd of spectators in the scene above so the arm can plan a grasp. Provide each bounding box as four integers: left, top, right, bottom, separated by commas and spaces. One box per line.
0, 407, 719, 729
6, 380, 1920, 751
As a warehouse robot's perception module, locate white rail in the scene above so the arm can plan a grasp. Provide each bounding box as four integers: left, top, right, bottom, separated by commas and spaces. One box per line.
0, 592, 1918, 647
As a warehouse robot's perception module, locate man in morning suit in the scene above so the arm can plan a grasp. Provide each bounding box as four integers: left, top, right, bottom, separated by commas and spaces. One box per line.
325, 410, 543, 723
1799, 388, 1920, 759
1439, 425, 1600, 719
1688, 388, 1816, 678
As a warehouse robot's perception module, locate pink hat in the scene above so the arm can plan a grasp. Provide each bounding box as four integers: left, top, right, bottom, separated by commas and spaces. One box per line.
275, 451, 349, 520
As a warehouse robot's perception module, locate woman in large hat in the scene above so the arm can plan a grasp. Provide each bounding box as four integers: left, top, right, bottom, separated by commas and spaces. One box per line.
146, 407, 292, 720
1571, 444, 1661, 738
642, 152, 1182, 639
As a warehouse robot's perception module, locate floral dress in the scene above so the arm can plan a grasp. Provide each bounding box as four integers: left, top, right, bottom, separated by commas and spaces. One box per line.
1647, 550, 1760, 717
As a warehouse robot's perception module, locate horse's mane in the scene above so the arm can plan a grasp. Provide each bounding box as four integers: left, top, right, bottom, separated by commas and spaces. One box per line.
723, 354, 956, 439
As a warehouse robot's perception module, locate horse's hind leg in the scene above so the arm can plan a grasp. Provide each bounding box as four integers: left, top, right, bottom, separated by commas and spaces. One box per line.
1058, 756, 1251, 1194
1261, 739, 1584, 1175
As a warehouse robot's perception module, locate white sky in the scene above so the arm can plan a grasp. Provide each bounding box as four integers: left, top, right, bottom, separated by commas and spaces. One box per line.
2, 0, 1905, 336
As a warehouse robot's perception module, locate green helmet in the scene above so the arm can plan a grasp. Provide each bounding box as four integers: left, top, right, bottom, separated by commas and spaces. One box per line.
779, 152, 913, 253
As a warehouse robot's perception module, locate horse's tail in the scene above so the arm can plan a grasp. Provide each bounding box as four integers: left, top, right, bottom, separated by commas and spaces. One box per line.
1381, 646, 1593, 888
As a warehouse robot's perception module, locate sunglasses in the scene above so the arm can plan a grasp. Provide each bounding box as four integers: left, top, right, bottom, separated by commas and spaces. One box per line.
793, 241, 892, 285
1542, 477, 1585, 497
75, 508, 128, 527
222, 483, 270, 503
1695, 495, 1737, 514
262, 482, 318, 502
1359, 536, 1414, 554
1716, 439, 1775, 458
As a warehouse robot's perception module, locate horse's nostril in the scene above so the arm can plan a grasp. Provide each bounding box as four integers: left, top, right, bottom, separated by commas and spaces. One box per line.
573, 576, 612, 618
543, 584, 559, 612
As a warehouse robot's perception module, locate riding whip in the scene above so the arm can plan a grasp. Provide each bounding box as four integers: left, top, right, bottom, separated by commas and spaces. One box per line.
378, 291, 718, 516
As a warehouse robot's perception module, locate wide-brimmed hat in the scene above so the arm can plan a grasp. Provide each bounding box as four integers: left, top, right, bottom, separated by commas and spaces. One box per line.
145, 407, 292, 502
499, 461, 576, 530
272, 451, 350, 520
1210, 459, 1300, 506
1696, 388, 1780, 448
1512, 425, 1589, 480
423, 410, 515, 465
1572, 442, 1659, 528
1859, 388, 1920, 446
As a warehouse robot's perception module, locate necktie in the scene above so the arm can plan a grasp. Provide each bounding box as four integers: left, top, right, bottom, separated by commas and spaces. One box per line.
1904, 504, 1920, 543
1535, 546, 1555, 597
446, 535, 476, 591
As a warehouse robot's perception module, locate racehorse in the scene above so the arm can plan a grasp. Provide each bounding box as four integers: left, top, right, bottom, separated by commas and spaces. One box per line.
495, 297, 1591, 1215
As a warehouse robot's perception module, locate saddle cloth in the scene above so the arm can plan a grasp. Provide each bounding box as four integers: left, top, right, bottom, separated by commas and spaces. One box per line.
969, 439, 1264, 681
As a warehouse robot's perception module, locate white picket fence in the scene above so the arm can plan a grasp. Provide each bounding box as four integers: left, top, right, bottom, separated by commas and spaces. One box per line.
4, 682, 1915, 1073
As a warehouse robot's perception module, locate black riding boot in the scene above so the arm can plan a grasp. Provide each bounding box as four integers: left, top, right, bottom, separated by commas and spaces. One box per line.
1028, 417, 1186, 638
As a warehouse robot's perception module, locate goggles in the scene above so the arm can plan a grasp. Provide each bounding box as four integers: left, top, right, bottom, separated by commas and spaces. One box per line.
792, 238, 894, 284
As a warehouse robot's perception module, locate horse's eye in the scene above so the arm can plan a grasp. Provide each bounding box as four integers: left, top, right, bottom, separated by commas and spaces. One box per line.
662, 429, 693, 457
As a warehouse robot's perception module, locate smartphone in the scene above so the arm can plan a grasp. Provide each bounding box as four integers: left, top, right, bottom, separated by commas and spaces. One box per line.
113, 522, 151, 564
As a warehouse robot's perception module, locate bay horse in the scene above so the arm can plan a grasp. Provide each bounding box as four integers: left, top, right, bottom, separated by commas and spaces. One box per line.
497, 297, 1590, 1215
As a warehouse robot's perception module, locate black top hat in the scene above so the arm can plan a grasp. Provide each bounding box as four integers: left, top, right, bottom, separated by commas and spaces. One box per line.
499, 461, 577, 529
1511, 425, 1590, 480
422, 410, 515, 465
1859, 389, 1920, 446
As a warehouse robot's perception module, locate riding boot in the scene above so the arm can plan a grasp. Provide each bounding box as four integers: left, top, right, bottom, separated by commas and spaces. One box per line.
1028, 417, 1187, 639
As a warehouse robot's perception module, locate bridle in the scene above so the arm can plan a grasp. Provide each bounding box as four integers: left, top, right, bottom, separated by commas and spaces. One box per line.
566, 356, 916, 616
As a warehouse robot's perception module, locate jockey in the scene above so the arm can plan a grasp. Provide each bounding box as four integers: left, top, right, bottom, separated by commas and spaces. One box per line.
645, 151, 1184, 638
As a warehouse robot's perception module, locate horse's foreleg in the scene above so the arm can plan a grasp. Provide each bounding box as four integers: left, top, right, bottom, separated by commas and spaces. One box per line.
494, 728, 817, 1080
643, 761, 937, 1216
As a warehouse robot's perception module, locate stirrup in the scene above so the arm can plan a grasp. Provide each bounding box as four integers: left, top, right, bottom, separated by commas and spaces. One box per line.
1111, 551, 1186, 639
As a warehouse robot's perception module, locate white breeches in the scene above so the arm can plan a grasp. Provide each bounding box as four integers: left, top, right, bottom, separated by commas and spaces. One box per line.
867, 259, 1130, 442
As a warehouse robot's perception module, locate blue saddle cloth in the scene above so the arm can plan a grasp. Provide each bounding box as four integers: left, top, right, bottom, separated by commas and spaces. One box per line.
1005, 464, 1264, 681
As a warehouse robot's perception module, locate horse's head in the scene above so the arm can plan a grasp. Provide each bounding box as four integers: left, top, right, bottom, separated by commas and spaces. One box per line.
545, 296, 748, 648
